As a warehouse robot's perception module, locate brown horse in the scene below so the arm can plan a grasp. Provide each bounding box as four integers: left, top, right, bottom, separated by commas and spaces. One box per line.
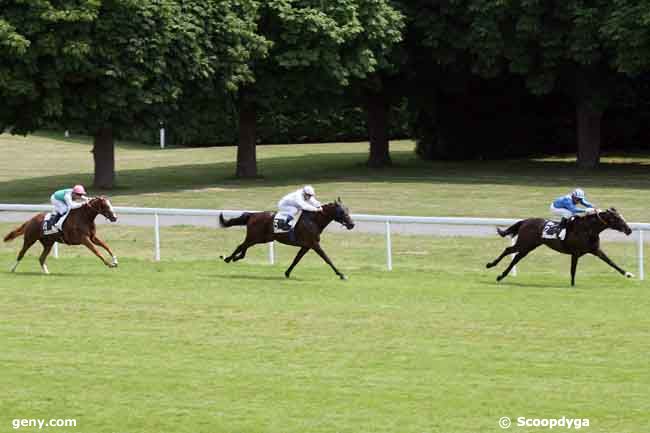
3, 196, 119, 274
219, 198, 355, 279
486, 208, 633, 286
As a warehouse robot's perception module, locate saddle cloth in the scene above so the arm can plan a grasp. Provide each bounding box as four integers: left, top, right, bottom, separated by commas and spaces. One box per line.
42, 213, 61, 236
542, 220, 563, 240
273, 210, 302, 234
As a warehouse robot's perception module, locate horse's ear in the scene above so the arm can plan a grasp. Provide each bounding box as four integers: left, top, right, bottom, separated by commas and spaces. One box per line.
337, 196, 342, 203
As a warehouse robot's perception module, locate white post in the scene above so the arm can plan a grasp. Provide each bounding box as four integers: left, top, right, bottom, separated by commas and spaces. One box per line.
53, 242, 59, 258
154, 213, 161, 261
159, 122, 165, 149
639, 230, 644, 281
269, 241, 275, 265
386, 221, 393, 271
64, 130, 70, 138
511, 236, 517, 276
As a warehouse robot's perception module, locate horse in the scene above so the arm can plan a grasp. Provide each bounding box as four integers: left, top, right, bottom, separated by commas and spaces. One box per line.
3, 196, 119, 274
486, 208, 633, 286
219, 198, 355, 279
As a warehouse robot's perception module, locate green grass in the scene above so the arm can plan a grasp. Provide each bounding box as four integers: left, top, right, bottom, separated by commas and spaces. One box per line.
1, 131, 649, 220
1, 226, 649, 433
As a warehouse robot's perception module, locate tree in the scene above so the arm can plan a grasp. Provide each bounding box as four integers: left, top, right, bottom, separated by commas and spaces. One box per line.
0, 0, 265, 188
406, 0, 650, 166
232, 0, 404, 177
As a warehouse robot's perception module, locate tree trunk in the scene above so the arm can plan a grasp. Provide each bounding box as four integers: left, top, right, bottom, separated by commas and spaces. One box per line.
92, 127, 115, 189
236, 87, 257, 178
365, 90, 392, 167
576, 101, 603, 168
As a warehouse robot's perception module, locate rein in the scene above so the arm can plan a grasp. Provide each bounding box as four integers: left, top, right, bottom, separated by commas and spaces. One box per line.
594, 210, 609, 228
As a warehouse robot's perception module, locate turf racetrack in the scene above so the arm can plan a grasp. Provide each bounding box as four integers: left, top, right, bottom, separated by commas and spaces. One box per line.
1, 226, 649, 433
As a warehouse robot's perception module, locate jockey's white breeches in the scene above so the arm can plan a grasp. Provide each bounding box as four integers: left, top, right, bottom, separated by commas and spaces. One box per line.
550, 204, 573, 219
278, 205, 300, 218
51, 195, 69, 215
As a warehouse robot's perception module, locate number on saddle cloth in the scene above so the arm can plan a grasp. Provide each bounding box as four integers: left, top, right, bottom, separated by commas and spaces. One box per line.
273, 210, 302, 234
542, 220, 562, 239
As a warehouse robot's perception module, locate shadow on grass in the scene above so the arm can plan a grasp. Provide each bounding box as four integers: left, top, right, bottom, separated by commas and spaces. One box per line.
1, 149, 650, 203
215, 273, 290, 281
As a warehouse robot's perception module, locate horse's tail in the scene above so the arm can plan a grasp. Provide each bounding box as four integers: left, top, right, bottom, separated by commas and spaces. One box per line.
219, 212, 251, 228
3, 221, 28, 242
497, 220, 524, 238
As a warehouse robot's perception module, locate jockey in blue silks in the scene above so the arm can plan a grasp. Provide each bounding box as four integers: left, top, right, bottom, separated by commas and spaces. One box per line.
549, 188, 595, 239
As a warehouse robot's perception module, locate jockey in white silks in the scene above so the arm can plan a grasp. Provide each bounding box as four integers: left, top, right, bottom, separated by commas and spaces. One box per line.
276, 185, 323, 230
548, 188, 595, 239
48, 185, 89, 232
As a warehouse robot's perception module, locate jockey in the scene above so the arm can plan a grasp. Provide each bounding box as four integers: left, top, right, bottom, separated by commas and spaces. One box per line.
48, 185, 89, 231
276, 185, 322, 230
549, 188, 594, 238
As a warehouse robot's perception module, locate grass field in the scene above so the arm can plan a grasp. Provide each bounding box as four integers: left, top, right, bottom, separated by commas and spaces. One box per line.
1, 132, 650, 432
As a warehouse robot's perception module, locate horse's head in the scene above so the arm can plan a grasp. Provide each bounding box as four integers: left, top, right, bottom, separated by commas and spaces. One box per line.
598, 208, 631, 235
88, 196, 118, 222
332, 197, 354, 230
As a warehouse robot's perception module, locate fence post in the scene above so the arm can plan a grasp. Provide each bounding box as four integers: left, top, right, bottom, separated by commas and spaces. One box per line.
269, 241, 275, 265
386, 221, 393, 271
159, 121, 165, 149
511, 236, 517, 276
154, 213, 160, 261
639, 230, 644, 281
53, 242, 59, 258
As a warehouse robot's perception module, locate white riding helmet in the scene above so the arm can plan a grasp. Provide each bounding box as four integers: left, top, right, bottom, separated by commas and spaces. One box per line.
572, 188, 586, 199
303, 185, 315, 197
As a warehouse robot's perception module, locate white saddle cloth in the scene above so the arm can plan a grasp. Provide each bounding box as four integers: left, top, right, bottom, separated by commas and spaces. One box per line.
273, 210, 302, 233
542, 220, 564, 240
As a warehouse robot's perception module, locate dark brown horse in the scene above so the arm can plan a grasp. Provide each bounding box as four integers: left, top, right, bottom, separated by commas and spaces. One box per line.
3, 196, 119, 274
219, 198, 355, 279
487, 208, 633, 286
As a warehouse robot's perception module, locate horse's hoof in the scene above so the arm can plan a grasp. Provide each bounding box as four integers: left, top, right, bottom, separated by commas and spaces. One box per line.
41, 265, 50, 275
486, 262, 494, 269
340, 274, 348, 280
625, 271, 634, 278
285, 272, 291, 279
496, 276, 503, 282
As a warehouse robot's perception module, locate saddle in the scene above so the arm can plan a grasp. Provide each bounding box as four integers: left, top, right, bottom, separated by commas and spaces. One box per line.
273, 210, 302, 234
42, 213, 62, 236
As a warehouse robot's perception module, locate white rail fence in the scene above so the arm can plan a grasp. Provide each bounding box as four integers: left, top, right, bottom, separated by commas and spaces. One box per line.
1, 204, 647, 280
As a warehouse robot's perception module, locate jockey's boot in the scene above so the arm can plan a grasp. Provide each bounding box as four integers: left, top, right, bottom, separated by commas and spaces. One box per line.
54, 212, 67, 232
277, 215, 293, 231
46, 213, 61, 231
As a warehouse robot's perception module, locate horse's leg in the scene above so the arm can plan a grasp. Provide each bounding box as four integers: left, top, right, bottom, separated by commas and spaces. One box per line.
81, 236, 114, 267
486, 245, 518, 268
285, 247, 310, 278
570, 255, 579, 287
38, 239, 55, 274
223, 244, 244, 263
312, 244, 347, 280
11, 235, 38, 273
497, 248, 536, 282
92, 235, 118, 267
592, 248, 633, 278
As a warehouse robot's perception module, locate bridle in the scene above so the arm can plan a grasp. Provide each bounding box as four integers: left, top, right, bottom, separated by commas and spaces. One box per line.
594, 209, 609, 228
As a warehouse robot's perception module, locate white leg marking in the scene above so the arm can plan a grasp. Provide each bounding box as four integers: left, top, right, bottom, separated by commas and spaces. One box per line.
10, 261, 19, 272
41, 264, 50, 274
